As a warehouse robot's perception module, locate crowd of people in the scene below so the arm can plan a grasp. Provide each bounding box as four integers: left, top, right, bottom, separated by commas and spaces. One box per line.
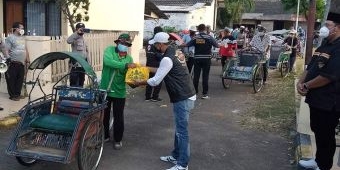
1, 10, 339, 170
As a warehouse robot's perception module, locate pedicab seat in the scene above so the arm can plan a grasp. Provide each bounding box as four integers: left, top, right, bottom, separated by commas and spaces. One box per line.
227, 66, 254, 80
30, 114, 77, 133
29, 86, 96, 133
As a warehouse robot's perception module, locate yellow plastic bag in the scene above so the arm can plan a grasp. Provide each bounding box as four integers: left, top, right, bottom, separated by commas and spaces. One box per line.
125, 66, 150, 84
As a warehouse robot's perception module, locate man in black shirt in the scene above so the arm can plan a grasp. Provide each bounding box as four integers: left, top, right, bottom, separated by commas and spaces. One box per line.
145, 26, 163, 102
185, 24, 219, 99
297, 12, 340, 170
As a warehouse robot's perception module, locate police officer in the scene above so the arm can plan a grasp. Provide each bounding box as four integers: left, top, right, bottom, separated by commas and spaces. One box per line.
297, 12, 340, 170
67, 22, 89, 87
145, 26, 163, 102
184, 24, 219, 99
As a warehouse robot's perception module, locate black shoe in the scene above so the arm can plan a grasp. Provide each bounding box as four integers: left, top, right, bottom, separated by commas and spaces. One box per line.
0, 107, 3, 111
151, 98, 162, 102
145, 98, 151, 101
9, 97, 20, 101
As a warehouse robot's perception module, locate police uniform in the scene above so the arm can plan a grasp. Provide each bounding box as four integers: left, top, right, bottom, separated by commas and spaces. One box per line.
187, 32, 218, 96
145, 43, 163, 100
302, 12, 340, 170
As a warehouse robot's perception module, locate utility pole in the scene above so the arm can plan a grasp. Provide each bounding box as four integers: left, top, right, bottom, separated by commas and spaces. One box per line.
305, 0, 316, 66
295, 0, 301, 31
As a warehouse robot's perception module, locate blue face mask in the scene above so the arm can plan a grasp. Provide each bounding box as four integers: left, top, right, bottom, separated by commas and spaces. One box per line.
117, 44, 128, 52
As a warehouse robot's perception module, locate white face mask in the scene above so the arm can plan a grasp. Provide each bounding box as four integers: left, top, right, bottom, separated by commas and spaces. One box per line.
19, 29, 25, 36
319, 26, 329, 38
258, 32, 264, 36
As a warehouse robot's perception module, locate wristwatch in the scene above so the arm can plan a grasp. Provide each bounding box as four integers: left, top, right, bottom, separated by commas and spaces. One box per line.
303, 83, 309, 90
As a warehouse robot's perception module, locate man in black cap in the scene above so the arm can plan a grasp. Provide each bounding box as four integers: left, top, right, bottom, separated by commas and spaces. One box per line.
67, 22, 89, 87
145, 26, 163, 102
297, 12, 340, 170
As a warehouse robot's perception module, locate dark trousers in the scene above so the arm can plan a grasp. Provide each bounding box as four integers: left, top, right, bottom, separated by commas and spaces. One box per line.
70, 67, 85, 87
5, 62, 24, 98
289, 50, 297, 72
193, 58, 211, 95
186, 57, 194, 74
309, 106, 340, 170
103, 96, 126, 142
145, 72, 162, 100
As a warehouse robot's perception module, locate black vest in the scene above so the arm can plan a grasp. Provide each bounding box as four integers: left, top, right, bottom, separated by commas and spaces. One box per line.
193, 33, 213, 58
163, 46, 196, 103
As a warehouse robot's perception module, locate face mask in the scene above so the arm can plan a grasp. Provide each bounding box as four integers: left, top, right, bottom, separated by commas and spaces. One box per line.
117, 44, 128, 52
319, 26, 330, 38
258, 32, 264, 36
78, 32, 84, 36
19, 29, 25, 36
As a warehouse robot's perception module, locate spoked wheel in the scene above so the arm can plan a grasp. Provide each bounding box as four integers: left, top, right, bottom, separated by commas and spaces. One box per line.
16, 156, 37, 166
78, 118, 104, 170
280, 61, 290, 78
221, 59, 234, 89
252, 65, 264, 93
109, 111, 114, 131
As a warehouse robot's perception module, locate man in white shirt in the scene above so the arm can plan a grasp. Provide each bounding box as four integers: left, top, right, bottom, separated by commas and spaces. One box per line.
249, 26, 272, 83
132, 32, 196, 170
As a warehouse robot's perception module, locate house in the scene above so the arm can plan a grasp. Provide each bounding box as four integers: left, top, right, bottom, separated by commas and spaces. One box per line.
0, 0, 166, 93
0, 0, 166, 63
217, 0, 307, 31
144, 0, 217, 40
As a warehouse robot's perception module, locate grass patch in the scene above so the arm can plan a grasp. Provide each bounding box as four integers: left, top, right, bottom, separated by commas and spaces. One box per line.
240, 57, 305, 136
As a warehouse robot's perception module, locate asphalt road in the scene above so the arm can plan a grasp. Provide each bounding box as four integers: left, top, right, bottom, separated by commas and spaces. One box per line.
0, 63, 295, 170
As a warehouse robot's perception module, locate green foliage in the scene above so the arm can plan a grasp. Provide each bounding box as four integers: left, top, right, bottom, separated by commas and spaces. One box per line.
30, 0, 90, 32
280, 0, 325, 20
162, 26, 177, 33
222, 0, 255, 26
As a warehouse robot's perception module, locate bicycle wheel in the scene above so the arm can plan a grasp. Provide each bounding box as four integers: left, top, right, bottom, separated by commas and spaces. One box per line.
280, 59, 290, 78
252, 64, 264, 93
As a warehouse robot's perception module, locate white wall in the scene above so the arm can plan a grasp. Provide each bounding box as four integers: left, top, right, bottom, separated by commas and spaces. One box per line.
0, 0, 4, 34
65, 0, 145, 63
144, 2, 217, 40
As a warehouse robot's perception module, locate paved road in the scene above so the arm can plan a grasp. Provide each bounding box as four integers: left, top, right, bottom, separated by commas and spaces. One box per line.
0, 63, 295, 170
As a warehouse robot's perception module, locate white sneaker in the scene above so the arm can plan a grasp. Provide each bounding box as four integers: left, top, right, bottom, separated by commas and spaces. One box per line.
166, 165, 188, 170
160, 155, 177, 165
114, 142, 122, 150
298, 159, 319, 169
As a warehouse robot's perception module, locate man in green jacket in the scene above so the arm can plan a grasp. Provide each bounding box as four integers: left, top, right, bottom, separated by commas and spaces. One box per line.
100, 33, 136, 149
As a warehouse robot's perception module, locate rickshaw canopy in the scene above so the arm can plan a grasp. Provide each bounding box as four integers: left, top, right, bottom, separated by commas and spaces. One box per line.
28, 52, 96, 79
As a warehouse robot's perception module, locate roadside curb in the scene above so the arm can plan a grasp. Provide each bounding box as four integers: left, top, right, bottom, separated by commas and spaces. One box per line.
0, 115, 20, 129
294, 78, 313, 169
295, 132, 313, 160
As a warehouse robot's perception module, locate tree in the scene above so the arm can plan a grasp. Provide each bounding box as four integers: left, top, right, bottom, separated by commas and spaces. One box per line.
281, 0, 325, 20
222, 0, 255, 27
31, 0, 90, 32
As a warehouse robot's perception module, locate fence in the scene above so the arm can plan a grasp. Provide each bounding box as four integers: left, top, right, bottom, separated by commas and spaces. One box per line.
46, 31, 138, 82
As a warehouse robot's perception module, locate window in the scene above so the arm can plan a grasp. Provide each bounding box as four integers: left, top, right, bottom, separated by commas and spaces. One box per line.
25, 1, 61, 36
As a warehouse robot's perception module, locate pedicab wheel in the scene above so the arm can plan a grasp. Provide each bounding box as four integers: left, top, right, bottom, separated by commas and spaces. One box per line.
78, 118, 104, 170
280, 61, 290, 78
252, 64, 264, 93
16, 156, 37, 166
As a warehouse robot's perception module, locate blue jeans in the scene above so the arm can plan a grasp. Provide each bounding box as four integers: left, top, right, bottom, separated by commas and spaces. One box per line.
171, 99, 195, 167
